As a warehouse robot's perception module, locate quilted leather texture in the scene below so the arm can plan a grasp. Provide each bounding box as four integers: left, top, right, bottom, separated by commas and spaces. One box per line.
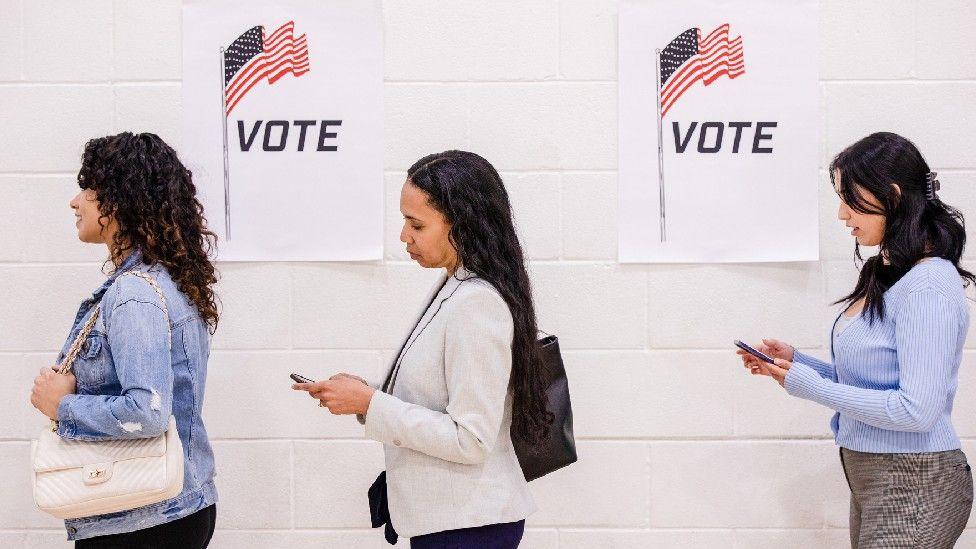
32, 416, 184, 519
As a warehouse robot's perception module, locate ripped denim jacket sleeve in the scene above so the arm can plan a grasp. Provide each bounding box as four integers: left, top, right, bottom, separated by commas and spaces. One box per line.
56, 297, 173, 441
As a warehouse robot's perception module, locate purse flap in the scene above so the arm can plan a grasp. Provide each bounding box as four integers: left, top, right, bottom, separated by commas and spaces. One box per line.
32, 417, 176, 473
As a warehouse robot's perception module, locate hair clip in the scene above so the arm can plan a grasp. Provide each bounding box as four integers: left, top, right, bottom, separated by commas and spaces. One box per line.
925, 171, 941, 202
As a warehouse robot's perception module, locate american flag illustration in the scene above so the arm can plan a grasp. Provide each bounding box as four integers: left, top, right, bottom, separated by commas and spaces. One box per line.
659, 24, 744, 116
218, 20, 309, 240
223, 21, 310, 114
652, 24, 744, 242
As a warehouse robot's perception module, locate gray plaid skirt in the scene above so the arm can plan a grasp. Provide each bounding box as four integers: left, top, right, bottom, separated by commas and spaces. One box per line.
840, 447, 974, 548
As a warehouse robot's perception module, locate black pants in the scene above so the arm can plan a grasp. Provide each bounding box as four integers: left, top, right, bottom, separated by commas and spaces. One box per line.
410, 520, 524, 549
75, 504, 216, 549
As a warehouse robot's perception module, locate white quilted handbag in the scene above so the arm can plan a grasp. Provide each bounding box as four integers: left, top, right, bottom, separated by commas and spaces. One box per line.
32, 271, 184, 520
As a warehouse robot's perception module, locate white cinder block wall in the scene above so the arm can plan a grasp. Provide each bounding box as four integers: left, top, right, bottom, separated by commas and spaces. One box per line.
1, 1, 974, 547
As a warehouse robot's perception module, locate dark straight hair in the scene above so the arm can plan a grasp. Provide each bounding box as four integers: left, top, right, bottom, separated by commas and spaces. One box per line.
830, 132, 974, 321
407, 150, 553, 444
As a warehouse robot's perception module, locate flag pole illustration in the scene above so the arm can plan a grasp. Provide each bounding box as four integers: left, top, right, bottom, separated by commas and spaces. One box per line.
656, 24, 745, 242
219, 21, 311, 241
654, 48, 666, 242
219, 47, 232, 240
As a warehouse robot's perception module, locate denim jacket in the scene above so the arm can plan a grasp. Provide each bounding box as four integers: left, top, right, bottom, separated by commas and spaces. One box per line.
54, 250, 217, 540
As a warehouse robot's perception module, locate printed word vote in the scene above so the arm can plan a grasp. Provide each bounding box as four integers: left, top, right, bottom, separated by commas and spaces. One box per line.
237, 120, 343, 152
672, 121, 777, 154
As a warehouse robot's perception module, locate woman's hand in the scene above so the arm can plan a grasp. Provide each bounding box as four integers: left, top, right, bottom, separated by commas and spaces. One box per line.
292, 373, 375, 415
736, 338, 794, 377
329, 372, 368, 385
30, 367, 76, 420
737, 352, 792, 387
759, 338, 794, 362
762, 358, 792, 388
738, 350, 770, 376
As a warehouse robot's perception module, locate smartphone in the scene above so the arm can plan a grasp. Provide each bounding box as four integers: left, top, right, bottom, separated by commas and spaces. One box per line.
734, 340, 775, 364
290, 373, 315, 384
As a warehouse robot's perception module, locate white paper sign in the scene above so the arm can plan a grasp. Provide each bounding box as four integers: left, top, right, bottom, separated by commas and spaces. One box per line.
619, 0, 819, 263
182, 0, 383, 261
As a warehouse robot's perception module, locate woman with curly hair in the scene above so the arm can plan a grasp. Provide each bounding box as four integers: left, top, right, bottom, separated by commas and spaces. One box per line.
293, 150, 550, 547
29, 132, 220, 548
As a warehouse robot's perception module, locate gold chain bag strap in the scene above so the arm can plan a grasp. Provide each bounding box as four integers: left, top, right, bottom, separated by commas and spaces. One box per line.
31, 270, 185, 520
56, 271, 171, 375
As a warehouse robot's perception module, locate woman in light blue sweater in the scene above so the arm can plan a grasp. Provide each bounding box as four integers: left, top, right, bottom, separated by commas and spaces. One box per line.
740, 132, 974, 548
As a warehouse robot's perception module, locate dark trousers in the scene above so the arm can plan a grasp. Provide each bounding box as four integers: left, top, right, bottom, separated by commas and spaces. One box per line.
75, 504, 216, 549
410, 520, 525, 549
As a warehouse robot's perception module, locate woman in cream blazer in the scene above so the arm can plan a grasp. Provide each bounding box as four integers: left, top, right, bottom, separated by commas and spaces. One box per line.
293, 150, 552, 548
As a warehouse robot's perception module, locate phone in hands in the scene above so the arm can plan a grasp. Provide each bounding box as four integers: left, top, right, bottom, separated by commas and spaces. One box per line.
734, 340, 775, 364
290, 373, 315, 384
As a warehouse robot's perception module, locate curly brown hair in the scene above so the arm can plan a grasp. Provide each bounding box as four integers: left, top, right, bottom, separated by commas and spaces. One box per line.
78, 132, 220, 332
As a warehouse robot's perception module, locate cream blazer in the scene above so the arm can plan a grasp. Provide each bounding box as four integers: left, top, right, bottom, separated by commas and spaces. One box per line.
363, 267, 536, 538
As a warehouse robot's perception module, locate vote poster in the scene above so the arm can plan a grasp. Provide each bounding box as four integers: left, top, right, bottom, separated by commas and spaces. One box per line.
619, 0, 819, 263
182, 0, 383, 261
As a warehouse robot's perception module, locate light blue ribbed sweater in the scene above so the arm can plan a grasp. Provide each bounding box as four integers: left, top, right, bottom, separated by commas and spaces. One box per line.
785, 257, 970, 453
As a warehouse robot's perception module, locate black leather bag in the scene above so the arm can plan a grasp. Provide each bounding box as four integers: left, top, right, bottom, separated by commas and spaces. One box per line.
512, 334, 577, 481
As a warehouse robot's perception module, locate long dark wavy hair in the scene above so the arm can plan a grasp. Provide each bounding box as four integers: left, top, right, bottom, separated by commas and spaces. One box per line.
831, 132, 973, 321
407, 150, 552, 444
78, 132, 220, 332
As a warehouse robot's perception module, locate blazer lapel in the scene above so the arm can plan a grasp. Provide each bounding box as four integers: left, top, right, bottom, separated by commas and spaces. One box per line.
379, 272, 450, 389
